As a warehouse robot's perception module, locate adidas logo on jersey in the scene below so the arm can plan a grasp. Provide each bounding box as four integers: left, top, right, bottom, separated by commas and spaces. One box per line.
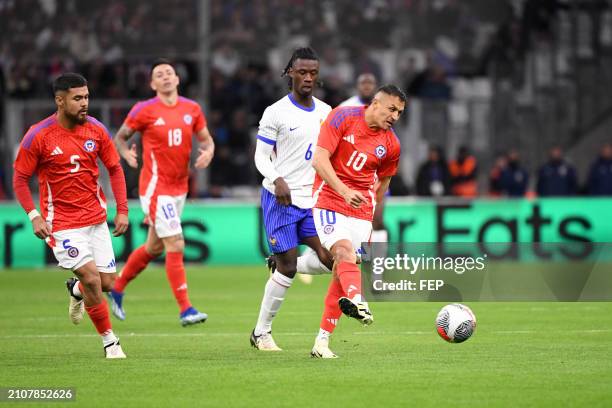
51, 146, 63, 156
154, 117, 166, 126
343, 134, 355, 144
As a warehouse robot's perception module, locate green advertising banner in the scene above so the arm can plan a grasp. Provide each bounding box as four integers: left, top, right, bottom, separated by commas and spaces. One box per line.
1, 198, 612, 268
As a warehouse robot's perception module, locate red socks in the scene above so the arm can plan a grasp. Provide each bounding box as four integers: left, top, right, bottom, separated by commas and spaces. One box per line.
320, 277, 345, 333
114, 245, 154, 293
165, 251, 191, 313
336, 261, 362, 301
85, 301, 112, 335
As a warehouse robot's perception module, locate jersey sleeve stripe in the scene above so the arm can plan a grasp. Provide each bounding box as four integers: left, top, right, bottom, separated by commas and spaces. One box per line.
22, 116, 56, 148
329, 107, 362, 129
86, 116, 112, 139
257, 135, 276, 146
128, 97, 158, 118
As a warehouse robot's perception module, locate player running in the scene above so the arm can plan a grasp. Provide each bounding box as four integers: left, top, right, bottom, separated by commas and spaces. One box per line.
250, 47, 334, 351
338, 73, 389, 246
13, 73, 129, 359
310, 85, 406, 358
108, 59, 215, 326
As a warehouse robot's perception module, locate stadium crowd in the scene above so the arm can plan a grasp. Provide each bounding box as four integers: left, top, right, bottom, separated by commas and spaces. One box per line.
1, 0, 611, 198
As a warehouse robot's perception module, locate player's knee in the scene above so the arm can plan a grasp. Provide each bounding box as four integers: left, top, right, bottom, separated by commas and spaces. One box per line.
333, 245, 356, 264
275, 258, 297, 278
79, 273, 101, 291
145, 243, 164, 258
163, 235, 184, 253
100, 274, 116, 292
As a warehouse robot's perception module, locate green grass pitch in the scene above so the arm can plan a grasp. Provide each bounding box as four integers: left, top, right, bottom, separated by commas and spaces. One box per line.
0, 266, 611, 407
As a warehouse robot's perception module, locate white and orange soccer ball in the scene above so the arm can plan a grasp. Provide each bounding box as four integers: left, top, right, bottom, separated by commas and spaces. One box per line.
435, 303, 477, 343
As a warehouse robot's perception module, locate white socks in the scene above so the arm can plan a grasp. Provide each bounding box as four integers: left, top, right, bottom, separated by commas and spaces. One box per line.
102, 330, 118, 346
317, 328, 331, 341
254, 271, 293, 336
296, 247, 331, 275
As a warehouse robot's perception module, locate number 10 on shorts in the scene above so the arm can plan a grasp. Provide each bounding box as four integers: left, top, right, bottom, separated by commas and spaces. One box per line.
319, 209, 336, 226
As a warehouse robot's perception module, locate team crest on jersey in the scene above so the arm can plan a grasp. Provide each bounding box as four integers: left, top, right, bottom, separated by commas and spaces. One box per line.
183, 114, 193, 125
375, 145, 387, 158
83, 139, 96, 152
269, 237, 277, 246
323, 225, 334, 234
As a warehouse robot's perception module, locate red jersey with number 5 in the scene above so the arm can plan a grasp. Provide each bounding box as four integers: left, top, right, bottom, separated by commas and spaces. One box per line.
313, 106, 401, 221
125, 96, 206, 196
13, 114, 120, 232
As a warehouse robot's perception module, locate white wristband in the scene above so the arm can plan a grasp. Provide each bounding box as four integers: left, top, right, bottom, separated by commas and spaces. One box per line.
27, 209, 41, 221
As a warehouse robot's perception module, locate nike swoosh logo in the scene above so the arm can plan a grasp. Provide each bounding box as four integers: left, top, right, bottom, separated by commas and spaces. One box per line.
289, 127, 299, 131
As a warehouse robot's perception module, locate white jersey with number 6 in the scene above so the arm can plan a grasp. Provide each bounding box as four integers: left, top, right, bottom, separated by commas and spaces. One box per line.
256, 94, 331, 208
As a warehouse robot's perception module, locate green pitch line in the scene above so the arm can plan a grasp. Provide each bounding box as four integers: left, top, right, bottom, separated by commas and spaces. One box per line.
0, 266, 611, 407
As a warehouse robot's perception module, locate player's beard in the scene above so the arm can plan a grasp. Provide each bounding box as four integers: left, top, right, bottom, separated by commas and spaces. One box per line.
67, 110, 87, 125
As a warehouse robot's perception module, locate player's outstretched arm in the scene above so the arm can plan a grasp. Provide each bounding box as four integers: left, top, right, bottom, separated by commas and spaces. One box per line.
312, 147, 366, 208
195, 127, 215, 169
114, 124, 138, 168
13, 170, 51, 239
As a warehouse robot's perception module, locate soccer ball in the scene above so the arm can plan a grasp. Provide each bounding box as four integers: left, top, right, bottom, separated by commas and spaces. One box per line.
435, 303, 477, 343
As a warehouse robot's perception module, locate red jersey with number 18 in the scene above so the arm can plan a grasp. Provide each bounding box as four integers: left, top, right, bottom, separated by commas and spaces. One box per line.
125, 96, 207, 196
313, 106, 401, 221
13, 114, 120, 232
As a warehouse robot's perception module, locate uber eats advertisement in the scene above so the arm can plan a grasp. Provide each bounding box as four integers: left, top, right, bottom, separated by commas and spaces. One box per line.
2, 198, 611, 268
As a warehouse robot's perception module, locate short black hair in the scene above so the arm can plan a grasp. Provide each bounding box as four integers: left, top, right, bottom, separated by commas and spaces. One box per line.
377, 84, 407, 104
281, 47, 319, 89
150, 58, 176, 77
53, 73, 87, 94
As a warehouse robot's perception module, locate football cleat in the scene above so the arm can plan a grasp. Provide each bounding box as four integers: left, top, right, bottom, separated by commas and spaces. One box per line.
180, 307, 208, 326
104, 339, 127, 359
338, 297, 374, 326
310, 337, 338, 359
65, 278, 84, 325
107, 289, 125, 321
250, 329, 282, 351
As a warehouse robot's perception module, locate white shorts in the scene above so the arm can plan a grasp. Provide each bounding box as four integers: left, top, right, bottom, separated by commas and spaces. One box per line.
313, 208, 372, 251
140, 194, 186, 238
48, 222, 116, 272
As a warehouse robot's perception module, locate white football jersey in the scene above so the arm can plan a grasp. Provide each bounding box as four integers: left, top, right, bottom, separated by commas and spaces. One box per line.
257, 94, 331, 208
339, 95, 367, 107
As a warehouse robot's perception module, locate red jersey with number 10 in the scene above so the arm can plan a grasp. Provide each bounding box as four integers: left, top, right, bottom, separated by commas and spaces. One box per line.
313, 106, 401, 221
13, 114, 120, 232
125, 96, 206, 196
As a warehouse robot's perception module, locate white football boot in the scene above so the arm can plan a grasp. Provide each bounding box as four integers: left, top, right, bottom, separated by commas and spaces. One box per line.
250, 330, 282, 351
310, 337, 338, 359
338, 297, 374, 326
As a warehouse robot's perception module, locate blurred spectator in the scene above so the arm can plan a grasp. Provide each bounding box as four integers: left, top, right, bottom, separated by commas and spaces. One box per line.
489, 153, 507, 197
499, 149, 529, 197
536, 146, 577, 196
587, 143, 612, 195
407, 61, 452, 100
339, 73, 377, 107
449, 146, 478, 197
416, 145, 451, 196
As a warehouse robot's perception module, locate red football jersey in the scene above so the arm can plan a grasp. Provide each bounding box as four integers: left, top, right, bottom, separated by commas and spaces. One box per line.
14, 114, 120, 232
125, 96, 206, 196
313, 106, 401, 220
